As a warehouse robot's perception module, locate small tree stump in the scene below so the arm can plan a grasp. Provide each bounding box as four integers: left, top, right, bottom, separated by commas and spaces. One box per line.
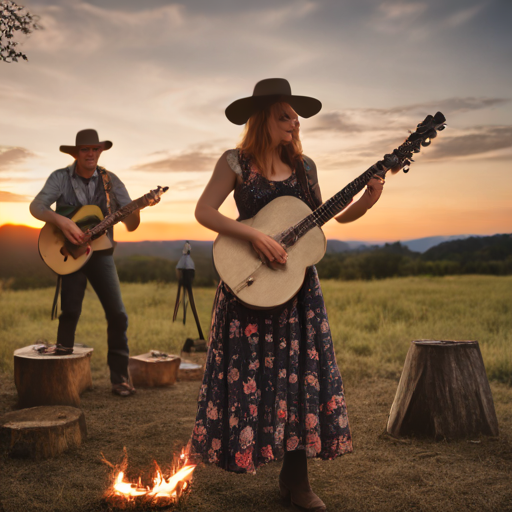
387, 340, 499, 439
14, 345, 93, 408
128, 352, 181, 387
178, 360, 204, 381
0, 406, 87, 460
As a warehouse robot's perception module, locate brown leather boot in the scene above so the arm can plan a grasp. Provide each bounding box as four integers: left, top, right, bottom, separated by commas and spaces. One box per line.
279, 450, 326, 512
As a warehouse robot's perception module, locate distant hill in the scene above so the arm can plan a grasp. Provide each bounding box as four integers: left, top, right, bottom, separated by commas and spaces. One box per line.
327, 235, 477, 254
115, 240, 213, 260
1, 224, 510, 287
0, 224, 56, 288
423, 234, 512, 263
401, 235, 476, 253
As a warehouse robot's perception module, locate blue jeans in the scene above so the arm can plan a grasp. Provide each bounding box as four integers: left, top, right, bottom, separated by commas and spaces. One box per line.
57, 250, 129, 384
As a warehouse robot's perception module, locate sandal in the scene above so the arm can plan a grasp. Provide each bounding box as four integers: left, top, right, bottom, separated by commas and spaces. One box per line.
112, 381, 136, 397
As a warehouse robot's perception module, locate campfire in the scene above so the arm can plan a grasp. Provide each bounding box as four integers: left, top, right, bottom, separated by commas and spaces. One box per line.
103, 447, 196, 509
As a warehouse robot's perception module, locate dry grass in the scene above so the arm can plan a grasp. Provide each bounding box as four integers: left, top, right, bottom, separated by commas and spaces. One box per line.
1, 276, 511, 511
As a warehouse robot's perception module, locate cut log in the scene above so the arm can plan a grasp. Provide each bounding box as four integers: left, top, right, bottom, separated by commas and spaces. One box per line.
178, 360, 204, 381
128, 352, 181, 387
0, 406, 87, 460
387, 340, 499, 439
14, 344, 93, 408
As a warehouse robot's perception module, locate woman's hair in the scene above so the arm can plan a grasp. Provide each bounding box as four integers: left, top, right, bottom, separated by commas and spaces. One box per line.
237, 101, 303, 178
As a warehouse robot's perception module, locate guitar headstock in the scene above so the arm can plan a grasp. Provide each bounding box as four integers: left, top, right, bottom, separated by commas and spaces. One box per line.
375, 112, 446, 176
146, 185, 169, 206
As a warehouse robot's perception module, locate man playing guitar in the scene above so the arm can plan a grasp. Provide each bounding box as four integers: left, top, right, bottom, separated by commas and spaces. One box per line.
30, 129, 139, 397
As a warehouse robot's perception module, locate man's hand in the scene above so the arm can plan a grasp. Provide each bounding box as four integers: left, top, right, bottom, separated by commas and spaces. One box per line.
56, 216, 85, 245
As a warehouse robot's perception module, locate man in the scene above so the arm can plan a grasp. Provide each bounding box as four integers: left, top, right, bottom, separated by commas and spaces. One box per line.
30, 129, 139, 396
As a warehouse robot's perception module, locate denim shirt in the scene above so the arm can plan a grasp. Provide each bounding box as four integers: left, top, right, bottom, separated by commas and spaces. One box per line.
30, 161, 133, 242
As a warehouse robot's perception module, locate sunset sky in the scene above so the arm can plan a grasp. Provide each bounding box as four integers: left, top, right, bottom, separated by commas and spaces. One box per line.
1, 0, 511, 243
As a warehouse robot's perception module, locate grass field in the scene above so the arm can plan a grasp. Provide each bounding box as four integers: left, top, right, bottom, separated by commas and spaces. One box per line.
1, 276, 511, 512
1, 275, 511, 385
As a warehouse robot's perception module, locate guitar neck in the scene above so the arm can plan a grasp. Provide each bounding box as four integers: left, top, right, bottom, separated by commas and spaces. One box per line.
277, 111, 446, 249
85, 186, 168, 240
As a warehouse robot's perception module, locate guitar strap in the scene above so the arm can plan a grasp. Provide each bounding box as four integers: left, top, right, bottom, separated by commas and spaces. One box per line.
295, 158, 320, 211
97, 166, 113, 215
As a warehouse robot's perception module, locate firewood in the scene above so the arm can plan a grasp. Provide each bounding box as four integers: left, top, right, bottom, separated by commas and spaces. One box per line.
387, 340, 499, 439
14, 344, 93, 408
0, 406, 87, 460
128, 352, 181, 387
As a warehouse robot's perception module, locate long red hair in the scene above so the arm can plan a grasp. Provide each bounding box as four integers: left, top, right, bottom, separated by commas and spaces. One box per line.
237, 101, 303, 178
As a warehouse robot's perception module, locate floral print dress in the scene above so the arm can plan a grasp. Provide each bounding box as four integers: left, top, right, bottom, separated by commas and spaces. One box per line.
190, 149, 352, 473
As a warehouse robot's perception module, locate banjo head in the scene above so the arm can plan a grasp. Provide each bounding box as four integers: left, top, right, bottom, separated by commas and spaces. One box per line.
214, 196, 326, 309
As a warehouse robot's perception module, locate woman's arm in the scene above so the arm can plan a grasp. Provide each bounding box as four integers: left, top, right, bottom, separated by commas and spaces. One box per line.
195, 152, 287, 265
335, 177, 384, 224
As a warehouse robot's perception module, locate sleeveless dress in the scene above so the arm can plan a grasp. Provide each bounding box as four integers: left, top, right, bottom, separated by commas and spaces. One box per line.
190, 150, 353, 473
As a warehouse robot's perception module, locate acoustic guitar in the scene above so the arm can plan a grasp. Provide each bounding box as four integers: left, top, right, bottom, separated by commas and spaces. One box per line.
213, 112, 446, 309
39, 186, 168, 275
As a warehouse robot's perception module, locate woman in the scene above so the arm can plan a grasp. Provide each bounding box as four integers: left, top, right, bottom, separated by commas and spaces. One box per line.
190, 78, 384, 511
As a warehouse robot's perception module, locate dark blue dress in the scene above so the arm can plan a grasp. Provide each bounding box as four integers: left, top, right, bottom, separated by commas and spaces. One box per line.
190, 150, 352, 473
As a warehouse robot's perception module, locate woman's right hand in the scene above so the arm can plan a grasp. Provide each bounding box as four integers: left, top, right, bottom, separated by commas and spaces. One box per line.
250, 230, 288, 268
57, 216, 86, 245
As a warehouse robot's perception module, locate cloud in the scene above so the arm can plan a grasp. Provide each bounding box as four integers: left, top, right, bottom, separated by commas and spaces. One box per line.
308, 97, 509, 135
427, 126, 512, 160
133, 150, 217, 173
443, 4, 484, 28
0, 147, 36, 170
0, 190, 31, 202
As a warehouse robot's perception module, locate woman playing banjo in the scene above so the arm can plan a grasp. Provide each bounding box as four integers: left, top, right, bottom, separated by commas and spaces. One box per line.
190, 78, 384, 511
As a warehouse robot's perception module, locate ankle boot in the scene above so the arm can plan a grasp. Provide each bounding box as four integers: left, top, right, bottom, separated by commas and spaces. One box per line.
279, 450, 326, 512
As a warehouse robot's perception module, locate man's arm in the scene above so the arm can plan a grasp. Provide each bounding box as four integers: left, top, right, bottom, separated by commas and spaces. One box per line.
109, 172, 140, 231
30, 171, 85, 244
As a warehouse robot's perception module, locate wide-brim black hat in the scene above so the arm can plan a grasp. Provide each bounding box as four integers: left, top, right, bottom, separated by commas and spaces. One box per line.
225, 78, 322, 125
60, 129, 113, 156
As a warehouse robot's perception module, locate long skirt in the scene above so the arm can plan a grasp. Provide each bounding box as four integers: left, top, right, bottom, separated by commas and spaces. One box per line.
190, 266, 352, 473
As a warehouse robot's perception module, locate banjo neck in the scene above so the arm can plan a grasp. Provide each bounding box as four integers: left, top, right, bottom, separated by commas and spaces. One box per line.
277, 111, 446, 250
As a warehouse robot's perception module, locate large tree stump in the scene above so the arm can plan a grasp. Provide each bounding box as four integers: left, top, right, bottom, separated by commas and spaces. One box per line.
128, 352, 181, 387
387, 340, 499, 439
14, 344, 93, 408
0, 406, 87, 460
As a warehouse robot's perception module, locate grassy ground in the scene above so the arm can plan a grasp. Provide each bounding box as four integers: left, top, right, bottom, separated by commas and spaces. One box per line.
1, 276, 511, 511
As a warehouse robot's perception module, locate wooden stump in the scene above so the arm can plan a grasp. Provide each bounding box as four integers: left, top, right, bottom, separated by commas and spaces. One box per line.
0, 406, 87, 460
387, 340, 499, 439
14, 344, 93, 408
178, 360, 204, 381
128, 352, 181, 387
179, 350, 206, 381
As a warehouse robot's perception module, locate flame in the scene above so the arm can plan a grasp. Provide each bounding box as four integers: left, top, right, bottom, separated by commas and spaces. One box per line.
104, 447, 196, 509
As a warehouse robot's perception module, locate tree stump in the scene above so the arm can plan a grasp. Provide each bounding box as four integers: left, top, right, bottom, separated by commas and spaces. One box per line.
128, 352, 181, 387
178, 360, 204, 381
0, 406, 87, 460
14, 344, 93, 408
387, 340, 499, 439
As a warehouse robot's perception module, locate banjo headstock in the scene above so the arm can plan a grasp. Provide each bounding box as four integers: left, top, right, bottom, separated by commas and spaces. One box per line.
375, 111, 446, 176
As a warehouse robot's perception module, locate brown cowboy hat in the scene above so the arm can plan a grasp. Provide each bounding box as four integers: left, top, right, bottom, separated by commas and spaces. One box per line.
225, 78, 322, 125
60, 129, 113, 156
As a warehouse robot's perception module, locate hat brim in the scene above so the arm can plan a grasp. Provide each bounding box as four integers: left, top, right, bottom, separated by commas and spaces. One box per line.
225, 95, 322, 125
60, 141, 113, 156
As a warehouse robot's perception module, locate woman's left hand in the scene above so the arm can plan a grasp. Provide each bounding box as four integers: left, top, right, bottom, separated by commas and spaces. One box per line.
364, 176, 385, 208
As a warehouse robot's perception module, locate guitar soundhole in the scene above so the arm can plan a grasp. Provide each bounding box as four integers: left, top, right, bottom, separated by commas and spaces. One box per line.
60, 247, 68, 262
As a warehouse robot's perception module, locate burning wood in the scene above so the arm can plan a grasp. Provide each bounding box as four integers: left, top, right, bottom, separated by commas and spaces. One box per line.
103, 447, 196, 509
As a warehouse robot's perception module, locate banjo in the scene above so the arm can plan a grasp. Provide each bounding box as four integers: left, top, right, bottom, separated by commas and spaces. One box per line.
39, 186, 168, 275
213, 112, 446, 309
